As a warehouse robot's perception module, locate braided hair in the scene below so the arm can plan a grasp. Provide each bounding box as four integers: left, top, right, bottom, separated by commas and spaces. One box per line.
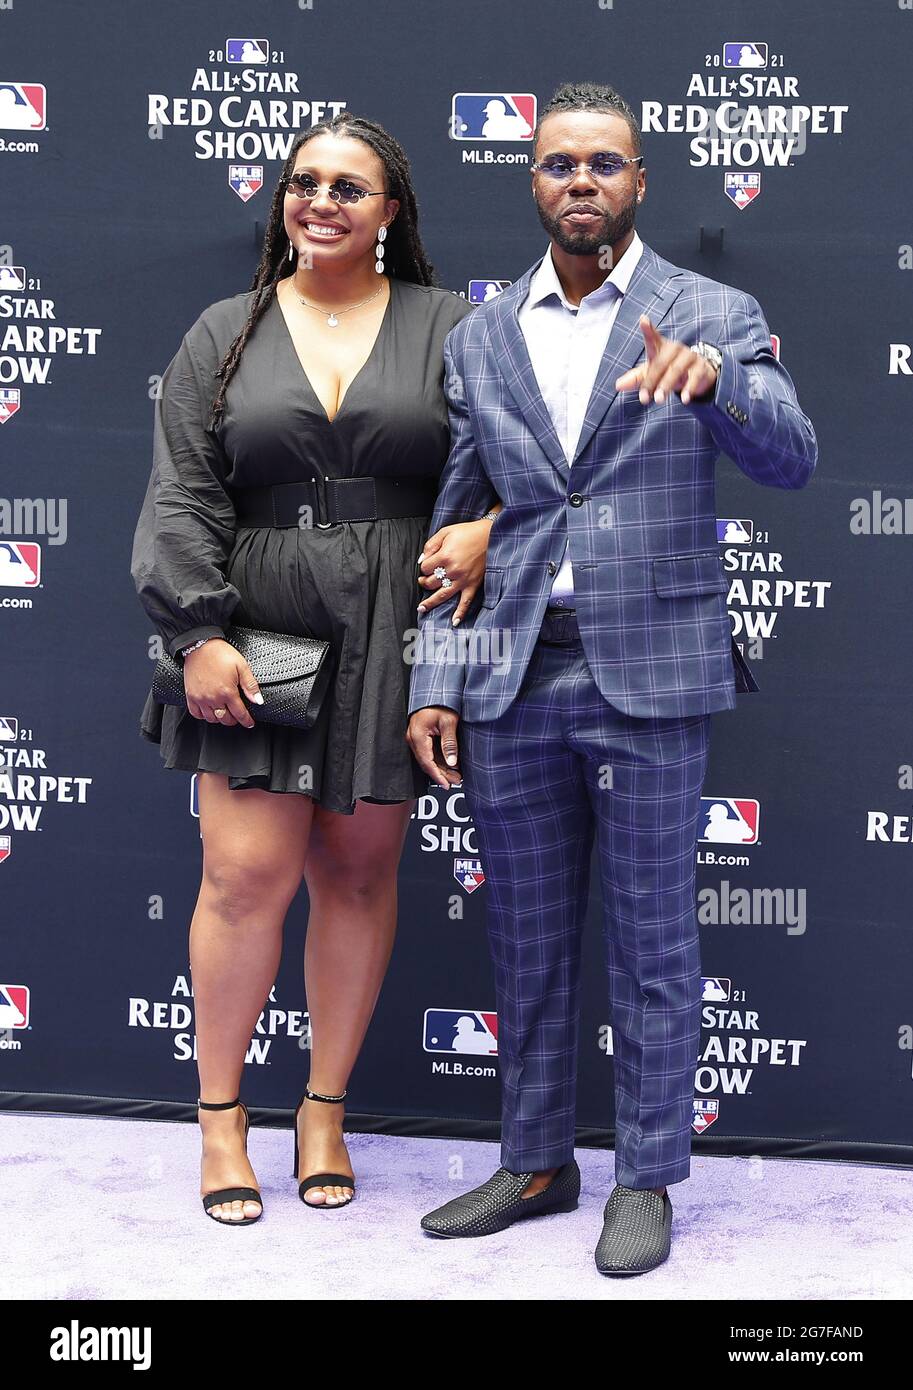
208, 114, 435, 429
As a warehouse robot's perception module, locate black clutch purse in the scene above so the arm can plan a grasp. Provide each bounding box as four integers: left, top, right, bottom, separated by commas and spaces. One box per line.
152, 625, 333, 730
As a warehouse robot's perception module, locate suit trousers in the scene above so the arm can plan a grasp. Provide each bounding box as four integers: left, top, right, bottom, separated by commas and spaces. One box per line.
458, 607, 712, 1188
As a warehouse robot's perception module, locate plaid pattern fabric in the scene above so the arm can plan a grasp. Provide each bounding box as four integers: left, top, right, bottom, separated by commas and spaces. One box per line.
459, 628, 711, 1187
407, 240, 817, 722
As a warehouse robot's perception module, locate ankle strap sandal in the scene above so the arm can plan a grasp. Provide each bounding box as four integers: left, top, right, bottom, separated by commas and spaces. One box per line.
198, 1096, 263, 1225
292, 1087, 355, 1208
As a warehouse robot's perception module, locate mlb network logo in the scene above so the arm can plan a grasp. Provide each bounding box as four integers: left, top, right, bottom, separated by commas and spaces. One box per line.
454, 858, 485, 893
0, 542, 41, 587
699, 799, 760, 846
0, 985, 29, 1028
0, 82, 47, 131
423, 1009, 498, 1056
0, 389, 21, 425
229, 165, 263, 202
692, 1098, 719, 1133
451, 93, 536, 141
725, 172, 761, 210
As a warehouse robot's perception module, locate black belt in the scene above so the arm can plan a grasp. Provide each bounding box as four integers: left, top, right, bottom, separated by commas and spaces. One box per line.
539, 607, 580, 644
231, 475, 439, 528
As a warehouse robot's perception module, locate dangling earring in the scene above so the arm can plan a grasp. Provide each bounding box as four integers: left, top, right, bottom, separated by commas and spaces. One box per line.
375, 224, 387, 274
288, 239, 296, 263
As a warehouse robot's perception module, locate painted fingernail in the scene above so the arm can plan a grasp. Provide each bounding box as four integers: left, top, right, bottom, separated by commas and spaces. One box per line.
655, 388, 665, 403
417, 604, 426, 613
639, 388, 649, 404
452, 617, 461, 626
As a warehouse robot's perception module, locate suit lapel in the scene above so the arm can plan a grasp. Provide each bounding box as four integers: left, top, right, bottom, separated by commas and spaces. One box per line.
489, 260, 571, 481
488, 243, 685, 484
570, 245, 683, 466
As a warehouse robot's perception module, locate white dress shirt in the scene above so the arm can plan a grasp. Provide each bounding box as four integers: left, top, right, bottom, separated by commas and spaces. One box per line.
516, 229, 644, 605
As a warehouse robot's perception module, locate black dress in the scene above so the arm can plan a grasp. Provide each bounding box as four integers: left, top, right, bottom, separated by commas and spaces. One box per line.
131, 277, 476, 815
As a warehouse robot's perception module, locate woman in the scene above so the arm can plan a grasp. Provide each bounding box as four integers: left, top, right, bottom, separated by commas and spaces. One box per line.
130, 114, 500, 1224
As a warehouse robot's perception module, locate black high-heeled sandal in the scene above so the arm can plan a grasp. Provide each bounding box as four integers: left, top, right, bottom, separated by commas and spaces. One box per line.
292, 1087, 356, 1209
198, 1096, 263, 1225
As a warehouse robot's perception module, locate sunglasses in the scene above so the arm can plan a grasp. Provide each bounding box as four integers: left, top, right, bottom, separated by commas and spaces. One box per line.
531, 153, 643, 182
283, 172, 388, 205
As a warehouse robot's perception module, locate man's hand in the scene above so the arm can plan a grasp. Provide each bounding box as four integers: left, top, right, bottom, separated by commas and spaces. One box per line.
405, 707, 462, 790
615, 315, 719, 406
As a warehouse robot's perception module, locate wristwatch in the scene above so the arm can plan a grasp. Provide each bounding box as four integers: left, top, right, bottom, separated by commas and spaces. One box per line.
692, 340, 723, 375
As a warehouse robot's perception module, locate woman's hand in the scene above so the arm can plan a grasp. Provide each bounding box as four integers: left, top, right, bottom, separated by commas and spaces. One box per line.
416, 508, 501, 626
183, 639, 263, 728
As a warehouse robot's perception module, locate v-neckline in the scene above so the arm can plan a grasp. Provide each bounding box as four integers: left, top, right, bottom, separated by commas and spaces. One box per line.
275, 276, 394, 425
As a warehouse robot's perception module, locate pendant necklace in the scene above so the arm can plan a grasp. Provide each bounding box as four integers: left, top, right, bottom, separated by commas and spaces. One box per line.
291, 281, 385, 328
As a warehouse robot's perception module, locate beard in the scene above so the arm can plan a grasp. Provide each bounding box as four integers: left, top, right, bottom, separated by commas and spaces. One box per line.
535, 188, 638, 259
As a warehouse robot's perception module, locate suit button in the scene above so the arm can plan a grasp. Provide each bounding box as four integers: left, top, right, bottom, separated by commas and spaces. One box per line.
568, 492, 585, 507
547, 561, 558, 576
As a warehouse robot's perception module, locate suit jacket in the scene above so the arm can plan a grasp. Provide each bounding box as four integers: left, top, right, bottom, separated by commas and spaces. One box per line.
408, 240, 818, 722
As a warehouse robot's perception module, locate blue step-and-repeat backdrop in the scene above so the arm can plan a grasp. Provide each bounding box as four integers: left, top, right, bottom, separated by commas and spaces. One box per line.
2, 0, 912, 1165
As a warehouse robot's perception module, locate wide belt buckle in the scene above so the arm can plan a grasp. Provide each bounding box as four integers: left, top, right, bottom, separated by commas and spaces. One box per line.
311, 475, 333, 528
327, 477, 377, 523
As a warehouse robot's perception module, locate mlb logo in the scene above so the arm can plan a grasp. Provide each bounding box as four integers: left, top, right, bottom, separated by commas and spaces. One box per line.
423, 1008, 498, 1055
0, 984, 28, 1025
0, 983, 28, 1024
722, 42, 768, 69
226, 38, 268, 64
725, 172, 761, 210
454, 857, 485, 893
0, 542, 41, 587
0, 836, 10, 865
0, 716, 18, 740
701, 977, 732, 1002
0, 389, 21, 424
229, 165, 263, 202
0, 266, 26, 292
0, 82, 47, 131
717, 518, 753, 544
770, 333, 780, 360
699, 798, 760, 846
692, 1098, 719, 1133
468, 280, 510, 303
451, 93, 536, 141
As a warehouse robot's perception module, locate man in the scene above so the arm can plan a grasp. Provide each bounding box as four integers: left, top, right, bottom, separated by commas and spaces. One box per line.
406, 81, 816, 1276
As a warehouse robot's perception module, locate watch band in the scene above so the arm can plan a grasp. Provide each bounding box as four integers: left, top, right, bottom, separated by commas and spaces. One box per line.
693, 341, 723, 373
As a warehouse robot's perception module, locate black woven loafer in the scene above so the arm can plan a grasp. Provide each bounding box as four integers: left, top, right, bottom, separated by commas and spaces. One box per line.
594, 1184, 673, 1275
421, 1159, 580, 1238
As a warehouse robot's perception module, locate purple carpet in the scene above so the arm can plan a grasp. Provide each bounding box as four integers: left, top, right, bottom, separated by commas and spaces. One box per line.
3, 1112, 908, 1299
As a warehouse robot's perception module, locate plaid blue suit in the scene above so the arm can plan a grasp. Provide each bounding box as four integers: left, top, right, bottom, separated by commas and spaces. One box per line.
408, 241, 817, 1185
